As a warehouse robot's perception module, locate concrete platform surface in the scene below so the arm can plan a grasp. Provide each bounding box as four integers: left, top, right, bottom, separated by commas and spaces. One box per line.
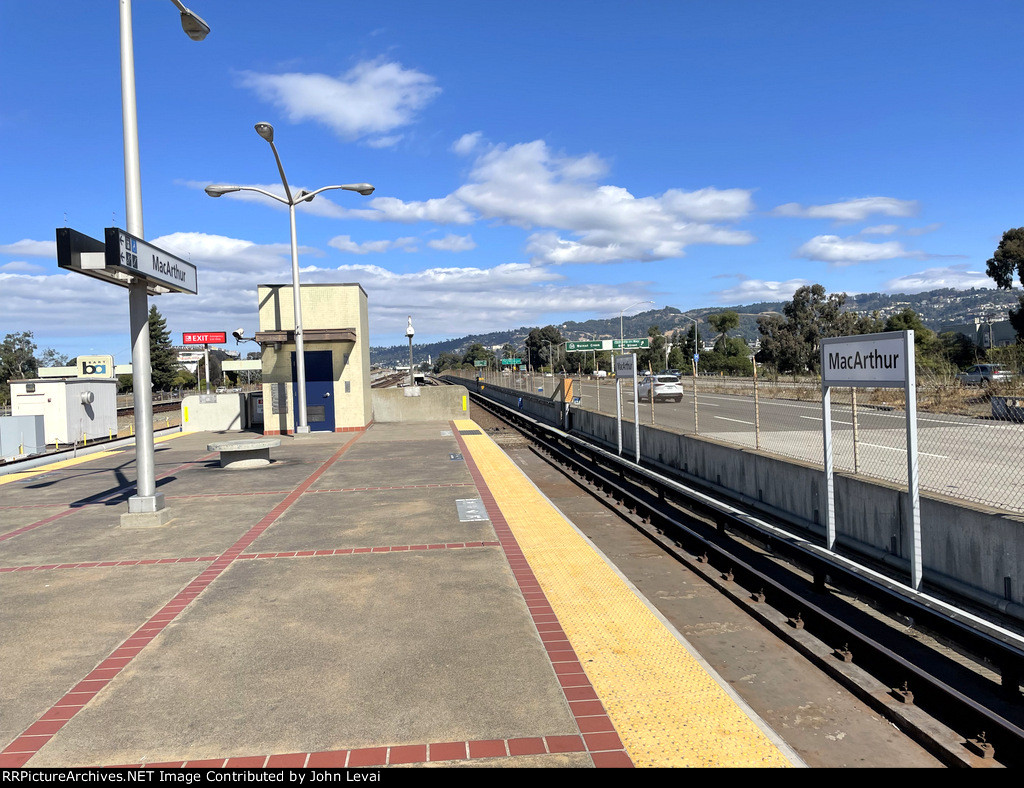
0, 423, 799, 769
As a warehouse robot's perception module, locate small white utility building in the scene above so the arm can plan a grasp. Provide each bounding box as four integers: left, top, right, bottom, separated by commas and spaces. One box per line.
10, 378, 118, 445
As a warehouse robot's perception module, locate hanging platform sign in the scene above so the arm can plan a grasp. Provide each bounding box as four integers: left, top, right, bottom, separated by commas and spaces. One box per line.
56, 227, 197, 295
104, 228, 197, 294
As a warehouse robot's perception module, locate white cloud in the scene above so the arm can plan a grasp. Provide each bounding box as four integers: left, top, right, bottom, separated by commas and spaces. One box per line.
883, 266, 994, 293
149, 232, 322, 273
861, 224, 899, 235
237, 60, 440, 142
328, 235, 418, 254
296, 261, 650, 340
345, 138, 756, 264
906, 223, 942, 236
365, 135, 404, 149
773, 197, 918, 222
452, 132, 485, 156
427, 234, 476, 252
0, 261, 44, 273
795, 234, 925, 265
713, 277, 813, 304
343, 195, 476, 225
0, 239, 56, 257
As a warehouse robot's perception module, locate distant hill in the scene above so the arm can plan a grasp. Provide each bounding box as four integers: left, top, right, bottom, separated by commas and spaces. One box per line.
370, 287, 1021, 367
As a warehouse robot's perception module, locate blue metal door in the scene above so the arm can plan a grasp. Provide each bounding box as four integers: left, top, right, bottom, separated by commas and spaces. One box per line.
291, 351, 335, 432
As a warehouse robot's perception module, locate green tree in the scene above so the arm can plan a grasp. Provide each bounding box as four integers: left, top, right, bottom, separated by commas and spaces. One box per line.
462, 343, 494, 369
0, 331, 39, 405
148, 306, 179, 391
525, 326, 563, 371
986, 228, 1024, 341
986, 228, 1024, 290
756, 285, 856, 374
883, 308, 953, 376
709, 311, 740, 351
638, 325, 668, 372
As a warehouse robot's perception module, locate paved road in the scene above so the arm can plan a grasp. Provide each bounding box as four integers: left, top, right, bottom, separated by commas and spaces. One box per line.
485, 374, 1024, 514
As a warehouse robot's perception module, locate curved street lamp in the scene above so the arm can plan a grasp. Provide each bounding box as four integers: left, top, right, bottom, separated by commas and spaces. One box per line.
206, 123, 374, 433
619, 300, 654, 349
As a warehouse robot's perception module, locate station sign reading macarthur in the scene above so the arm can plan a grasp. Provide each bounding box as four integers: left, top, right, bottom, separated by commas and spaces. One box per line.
820, 331, 910, 388
104, 228, 198, 295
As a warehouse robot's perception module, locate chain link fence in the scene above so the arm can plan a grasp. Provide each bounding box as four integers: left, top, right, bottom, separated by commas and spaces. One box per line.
453, 367, 1024, 515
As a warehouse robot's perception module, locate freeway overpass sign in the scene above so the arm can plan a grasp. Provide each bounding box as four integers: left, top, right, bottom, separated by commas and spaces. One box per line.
473, 360, 488, 367
565, 338, 650, 352
612, 338, 650, 349
500, 358, 522, 365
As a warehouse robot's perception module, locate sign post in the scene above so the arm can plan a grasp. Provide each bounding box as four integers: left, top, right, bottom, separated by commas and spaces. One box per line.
820, 331, 920, 589
56, 227, 198, 525
615, 354, 638, 459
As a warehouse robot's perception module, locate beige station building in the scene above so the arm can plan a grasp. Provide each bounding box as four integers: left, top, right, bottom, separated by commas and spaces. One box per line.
255, 283, 372, 435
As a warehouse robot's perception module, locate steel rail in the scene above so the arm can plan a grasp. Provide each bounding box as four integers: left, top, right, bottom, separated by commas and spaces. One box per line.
460, 383, 1024, 767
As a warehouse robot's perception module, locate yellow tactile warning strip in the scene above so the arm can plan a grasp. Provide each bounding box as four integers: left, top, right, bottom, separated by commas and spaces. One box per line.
0, 431, 184, 486
454, 419, 798, 768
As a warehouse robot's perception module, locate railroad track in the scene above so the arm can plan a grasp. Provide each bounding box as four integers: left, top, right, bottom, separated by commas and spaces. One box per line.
461, 385, 1024, 768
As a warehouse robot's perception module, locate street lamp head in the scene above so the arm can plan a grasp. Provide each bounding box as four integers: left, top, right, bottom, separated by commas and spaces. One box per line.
406, 316, 415, 338
179, 8, 211, 41
254, 122, 275, 143
348, 183, 375, 196
204, 184, 240, 197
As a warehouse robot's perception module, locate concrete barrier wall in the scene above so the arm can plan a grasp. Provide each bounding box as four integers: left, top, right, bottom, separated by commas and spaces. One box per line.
470, 387, 1022, 612
181, 394, 246, 433
443, 377, 563, 426
371, 386, 472, 422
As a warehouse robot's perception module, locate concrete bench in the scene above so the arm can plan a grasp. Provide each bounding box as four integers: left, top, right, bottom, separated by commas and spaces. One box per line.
206, 438, 281, 469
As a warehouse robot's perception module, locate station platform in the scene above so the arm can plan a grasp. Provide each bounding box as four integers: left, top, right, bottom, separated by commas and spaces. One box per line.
0, 421, 802, 768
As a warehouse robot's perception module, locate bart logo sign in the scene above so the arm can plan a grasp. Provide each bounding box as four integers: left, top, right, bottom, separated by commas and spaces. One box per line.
78, 355, 115, 378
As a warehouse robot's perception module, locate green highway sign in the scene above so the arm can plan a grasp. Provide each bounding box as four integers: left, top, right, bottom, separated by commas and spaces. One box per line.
500, 358, 522, 365
612, 338, 650, 349
566, 340, 602, 352
473, 360, 488, 367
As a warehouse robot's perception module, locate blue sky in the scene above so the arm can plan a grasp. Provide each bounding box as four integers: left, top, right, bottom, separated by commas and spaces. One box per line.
2, 1, 1022, 364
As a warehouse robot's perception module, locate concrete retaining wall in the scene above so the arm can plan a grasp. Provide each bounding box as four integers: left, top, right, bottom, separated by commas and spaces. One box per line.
464, 380, 1023, 613
446, 377, 563, 426
371, 386, 472, 422
181, 394, 246, 433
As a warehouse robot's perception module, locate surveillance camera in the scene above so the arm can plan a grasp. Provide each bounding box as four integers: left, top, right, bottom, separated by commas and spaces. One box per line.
232, 328, 245, 342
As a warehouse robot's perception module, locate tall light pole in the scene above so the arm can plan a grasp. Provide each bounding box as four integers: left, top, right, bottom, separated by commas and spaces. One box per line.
406, 316, 415, 388
120, 0, 208, 520
206, 124, 374, 433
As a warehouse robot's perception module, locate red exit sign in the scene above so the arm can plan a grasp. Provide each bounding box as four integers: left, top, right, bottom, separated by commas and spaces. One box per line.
183, 332, 227, 344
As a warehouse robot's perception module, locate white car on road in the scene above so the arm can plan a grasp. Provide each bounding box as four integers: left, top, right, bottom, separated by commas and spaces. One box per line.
637, 374, 684, 402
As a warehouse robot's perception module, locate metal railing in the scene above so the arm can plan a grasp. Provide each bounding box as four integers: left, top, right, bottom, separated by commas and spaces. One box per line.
453, 368, 1024, 514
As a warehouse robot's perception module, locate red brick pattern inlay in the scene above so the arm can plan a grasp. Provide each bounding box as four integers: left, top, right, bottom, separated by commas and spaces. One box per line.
0, 437, 364, 767
450, 422, 634, 768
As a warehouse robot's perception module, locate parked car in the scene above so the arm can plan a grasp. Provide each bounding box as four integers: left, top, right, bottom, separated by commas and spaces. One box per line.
955, 364, 1014, 386
637, 374, 684, 402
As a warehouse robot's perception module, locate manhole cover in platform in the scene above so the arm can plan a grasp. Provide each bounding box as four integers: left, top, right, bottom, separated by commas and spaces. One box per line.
449, 453, 464, 461
456, 499, 489, 521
